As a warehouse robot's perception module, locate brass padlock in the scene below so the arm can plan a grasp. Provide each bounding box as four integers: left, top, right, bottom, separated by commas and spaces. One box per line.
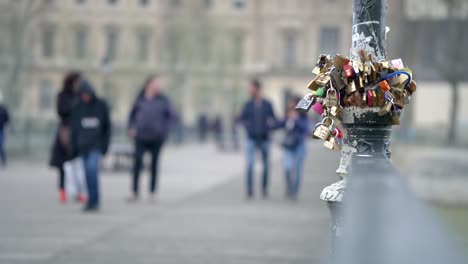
407, 80, 417, 94
391, 107, 400, 125
315, 73, 330, 87
307, 74, 320, 91
313, 117, 334, 140
330, 106, 342, 117
353, 91, 363, 107
347, 81, 357, 94
330, 69, 346, 90
393, 91, 405, 109
323, 128, 342, 151
312, 67, 321, 75
375, 90, 384, 107
334, 54, 350, 68
378, 97, 394, 116
404, 91, 411, 105
323, 136, 341, 151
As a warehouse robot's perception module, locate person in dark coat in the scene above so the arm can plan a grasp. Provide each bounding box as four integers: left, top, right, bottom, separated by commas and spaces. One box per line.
239, 79, 278, 199
212, 115, 225, 150
197, 113, 208, 143
49, 72, 82, 202
127, 75, 176, 202
0, 93, 10, 167
70, 80, 111, 212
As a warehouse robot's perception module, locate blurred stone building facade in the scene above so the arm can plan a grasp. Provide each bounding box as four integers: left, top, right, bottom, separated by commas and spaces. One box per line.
2, 0, 406, 125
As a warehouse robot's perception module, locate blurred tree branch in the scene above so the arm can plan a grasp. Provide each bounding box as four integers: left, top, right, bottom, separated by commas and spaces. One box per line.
434, 0, 465, 145
2, 0, 53, 109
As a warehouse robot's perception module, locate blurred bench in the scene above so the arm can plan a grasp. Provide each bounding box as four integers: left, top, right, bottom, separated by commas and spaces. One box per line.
104, 144, 134, 172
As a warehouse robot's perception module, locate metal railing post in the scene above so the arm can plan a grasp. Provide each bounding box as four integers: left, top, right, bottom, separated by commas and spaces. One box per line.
319, 1, 465, 263
322, 0, 390, 253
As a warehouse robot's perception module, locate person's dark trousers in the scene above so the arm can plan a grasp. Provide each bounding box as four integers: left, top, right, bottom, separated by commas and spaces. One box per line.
0, 128, 6, 166
132, 138, 165, 195
246, 138, 270, 197
58, 166, 65, 190
82, 150, 102, 208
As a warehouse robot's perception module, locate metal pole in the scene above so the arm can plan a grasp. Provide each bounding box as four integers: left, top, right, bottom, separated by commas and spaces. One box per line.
324, 0, 390, 255
350, 0, 387, 61
324, 1, 465, 263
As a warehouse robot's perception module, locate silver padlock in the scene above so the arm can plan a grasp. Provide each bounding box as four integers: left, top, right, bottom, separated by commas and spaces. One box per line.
325, 88, 339, 107
295, 93, 315, 113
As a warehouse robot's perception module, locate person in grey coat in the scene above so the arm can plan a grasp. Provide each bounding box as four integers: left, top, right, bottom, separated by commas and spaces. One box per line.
127, 75, 177, 202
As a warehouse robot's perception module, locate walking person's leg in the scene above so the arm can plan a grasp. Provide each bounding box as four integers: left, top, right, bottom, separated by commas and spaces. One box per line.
260, 140, 270, 198
72, 158, 87, 202
130, 140, 145, 200
283, 149, 294, 197
83, 150, 101, 211
0, 129, 6, 166
58, 166, 66, 202
246, 138, 256, 198
149, 139, 164, 199
292, 143, 306, 199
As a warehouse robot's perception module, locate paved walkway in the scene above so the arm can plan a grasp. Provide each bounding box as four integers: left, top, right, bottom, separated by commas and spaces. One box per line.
0, 142, 339, 264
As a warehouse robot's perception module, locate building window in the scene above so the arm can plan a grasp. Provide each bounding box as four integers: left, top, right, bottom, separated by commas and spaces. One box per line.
319, 27, 340, 55
171, 0, 181, 8
104, 28, 118, 64
200, 33, 212, 64
74, 27, 88, 59
140, 0, 150, 7
203, 0, 212, 9
108, 0, 118, 5
232, 33, 244, 65
76, 0, 86, 5
136, 30, 150, 62
102, 81, 116, 110
284, 33, 297, 66
233, 0, 245, 10
39, 80, 54, 111
42, 25, 56, 58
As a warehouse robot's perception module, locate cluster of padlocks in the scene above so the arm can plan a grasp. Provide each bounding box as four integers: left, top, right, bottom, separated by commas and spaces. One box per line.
295, 51, 417, 152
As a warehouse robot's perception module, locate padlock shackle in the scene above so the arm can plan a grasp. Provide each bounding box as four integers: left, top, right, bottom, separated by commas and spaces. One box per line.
384, 71, 412, 90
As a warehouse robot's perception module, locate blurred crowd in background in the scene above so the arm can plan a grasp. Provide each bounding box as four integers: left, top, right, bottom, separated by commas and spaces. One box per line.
0, 0, 467, 210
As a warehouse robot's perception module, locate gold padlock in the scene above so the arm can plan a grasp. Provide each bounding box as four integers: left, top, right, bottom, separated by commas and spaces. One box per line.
323, 137, 337, 150
391, 107, 400, 125
323, 129, 342, 151
347, 81, 357, 94
315, 73, 330, 87
330, 105, 342, 117
334, 54, 350, 68
313, 117, 334, 140
378, 98, 393, 116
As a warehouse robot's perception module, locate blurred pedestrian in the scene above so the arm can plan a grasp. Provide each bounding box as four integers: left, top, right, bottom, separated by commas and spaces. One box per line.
231, 113, 240, 151
49, 72, 85, 203
0, 92, 10, 168
197, 113, 208, 143
70, 80, 111, 212
239, 79, 277, 199
274, 97, 309, 200
212, 115, 225, 150
127, 75, 176, 202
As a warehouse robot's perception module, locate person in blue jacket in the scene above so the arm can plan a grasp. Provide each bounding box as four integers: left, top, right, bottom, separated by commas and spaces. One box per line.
239, 79, 278, 199
275, 97, 310, 200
